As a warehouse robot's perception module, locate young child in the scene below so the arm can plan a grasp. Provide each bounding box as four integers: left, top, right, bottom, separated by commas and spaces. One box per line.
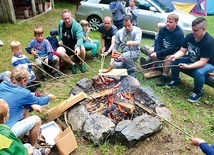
10, 40, 37, 92
80, 20, 100, 62
0, 99, 43, 155
46, 28, 59, 53
25, 26, 59, 81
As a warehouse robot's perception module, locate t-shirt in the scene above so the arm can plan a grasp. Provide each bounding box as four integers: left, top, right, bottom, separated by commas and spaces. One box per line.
98, 23, 118, 44
183, 32, 214, 65
62, 23, 77, 49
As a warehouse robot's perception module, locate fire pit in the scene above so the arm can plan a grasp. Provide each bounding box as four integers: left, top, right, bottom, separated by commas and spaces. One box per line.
66, 76, 167, 146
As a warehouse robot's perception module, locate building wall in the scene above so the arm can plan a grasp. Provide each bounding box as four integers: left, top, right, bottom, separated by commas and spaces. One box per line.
0, 0, 16, 23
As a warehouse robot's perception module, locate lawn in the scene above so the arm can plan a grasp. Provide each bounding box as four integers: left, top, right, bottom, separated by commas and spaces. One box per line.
0, 1, 213, 155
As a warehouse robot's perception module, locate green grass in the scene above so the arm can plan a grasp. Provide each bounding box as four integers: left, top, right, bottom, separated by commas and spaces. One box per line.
0, 2, 214, 155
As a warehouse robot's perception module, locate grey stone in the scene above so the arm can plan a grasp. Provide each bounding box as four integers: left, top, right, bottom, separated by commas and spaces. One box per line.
82, 114, 115, 145
67, 104, 89, 133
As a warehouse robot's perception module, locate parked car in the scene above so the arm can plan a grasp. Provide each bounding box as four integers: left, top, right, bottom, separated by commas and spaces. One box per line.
75, 0, 196, 35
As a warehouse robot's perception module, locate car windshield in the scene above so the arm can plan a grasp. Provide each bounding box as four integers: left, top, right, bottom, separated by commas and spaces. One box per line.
151, 0, 173, 12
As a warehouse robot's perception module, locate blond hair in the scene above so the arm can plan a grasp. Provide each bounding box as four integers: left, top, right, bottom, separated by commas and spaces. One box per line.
156, 22, 166, 33
0, 99, 9, 124
61, 9, 71, 17
167, 13, 179, 23
10, 66, 30, 85
34, 26, 44, 36
79, 20, 89, 27
10, 40, 21, 51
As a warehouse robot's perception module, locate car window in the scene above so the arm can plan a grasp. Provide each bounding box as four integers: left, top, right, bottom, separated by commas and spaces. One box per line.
86, 0, 100, 3
151, 0, 172, 12
99, 0, 113, 4
137, 0, 153, 11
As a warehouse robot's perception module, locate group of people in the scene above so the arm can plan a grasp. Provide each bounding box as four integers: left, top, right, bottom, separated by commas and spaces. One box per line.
142, 13, 214, 103
0, 6, 214, 154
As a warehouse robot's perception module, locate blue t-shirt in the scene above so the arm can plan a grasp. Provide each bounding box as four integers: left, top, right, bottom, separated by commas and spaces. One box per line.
98, 23, 118, 43
0, 81, 49, 128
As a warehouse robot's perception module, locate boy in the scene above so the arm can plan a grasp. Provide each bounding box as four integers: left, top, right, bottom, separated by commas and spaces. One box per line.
80, 20, 100, 62
10, 40, 37, 92
0, 66, 56, 146
0, 99, 44, 155
46, 28, 59, 52
26, 26, 59, 81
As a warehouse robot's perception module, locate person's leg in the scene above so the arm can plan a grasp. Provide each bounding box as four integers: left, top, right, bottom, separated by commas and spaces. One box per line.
84, 42, 97, 56
79, 45, 86, 73
120, 51, 140, 77
35, 57, 46, 78
11, 115, 41, 146
51, 55, 60, 77
91, 40, 100, 56
56, 47, 75, 66
193, 63, 214, 96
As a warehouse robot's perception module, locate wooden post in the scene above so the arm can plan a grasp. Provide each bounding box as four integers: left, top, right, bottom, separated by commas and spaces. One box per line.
31, 0, 36, 16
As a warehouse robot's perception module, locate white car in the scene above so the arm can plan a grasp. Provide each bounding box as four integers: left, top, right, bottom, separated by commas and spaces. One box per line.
75, 0, 196, 35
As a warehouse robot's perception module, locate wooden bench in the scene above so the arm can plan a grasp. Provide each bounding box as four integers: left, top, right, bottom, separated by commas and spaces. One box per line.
14, 4, 31, 19
140, 55, 214, 88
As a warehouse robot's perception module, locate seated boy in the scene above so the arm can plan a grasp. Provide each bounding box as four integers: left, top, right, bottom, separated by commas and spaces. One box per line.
0, 66, 56, 146
25, 26, 59, 81
10, 40, 38, 92
80, 20, 100, 62
0, 99, 47, 155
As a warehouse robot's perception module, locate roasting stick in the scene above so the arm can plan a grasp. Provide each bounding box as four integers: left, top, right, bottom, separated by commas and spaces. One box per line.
61, 44, 97, 74
100, 51, 105, 71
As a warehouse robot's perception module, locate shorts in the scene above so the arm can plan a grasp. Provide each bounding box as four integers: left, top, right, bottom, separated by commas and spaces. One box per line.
64, 45, 75, 56
11, 115, 38, 137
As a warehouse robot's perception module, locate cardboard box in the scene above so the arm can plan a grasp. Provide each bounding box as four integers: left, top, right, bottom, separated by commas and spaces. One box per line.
54, 126, 78, 155
40, 121, 61, 146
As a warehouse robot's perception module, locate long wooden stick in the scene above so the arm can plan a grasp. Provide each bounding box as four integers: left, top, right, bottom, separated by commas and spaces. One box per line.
61, 44, 97, 74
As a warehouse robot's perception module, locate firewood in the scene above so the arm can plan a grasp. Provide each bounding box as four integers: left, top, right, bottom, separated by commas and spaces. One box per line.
88, 89, 116, 100
144, 70, 161, 78
44, 92, 87, 122
114, 100, 135, 114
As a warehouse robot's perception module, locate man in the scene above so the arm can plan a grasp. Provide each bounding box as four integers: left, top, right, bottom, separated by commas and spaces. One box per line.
0, 66, 56, 146
149, 13, 184, 86
167, 17, 214, 102
98, 16, 118, 56
57, 9, 86, 74
110, 15, 142, 77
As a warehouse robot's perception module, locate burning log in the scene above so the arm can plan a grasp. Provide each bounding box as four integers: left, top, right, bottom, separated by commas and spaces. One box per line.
114, 100, 135, 114
88, 88, 116, 100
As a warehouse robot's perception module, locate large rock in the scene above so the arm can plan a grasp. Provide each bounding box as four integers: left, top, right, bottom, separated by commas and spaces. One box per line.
67, 104, 89, 133
82, 114, 115, 145
110, 114, 162, 147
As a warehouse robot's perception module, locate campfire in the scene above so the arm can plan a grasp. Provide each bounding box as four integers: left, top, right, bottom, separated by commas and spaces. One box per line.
66, 75, 167, 146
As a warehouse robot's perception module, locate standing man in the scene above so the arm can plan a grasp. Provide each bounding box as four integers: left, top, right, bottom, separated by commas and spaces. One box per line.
111, 15, 142, 77
149, 13, 184, 86
167, 17, 214, 102
57, 9, 86, 74
98, 16, 118, 56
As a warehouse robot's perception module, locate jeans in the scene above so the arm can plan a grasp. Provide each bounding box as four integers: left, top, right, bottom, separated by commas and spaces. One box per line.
84, 40, 100, 56
171, 56, 214, 96
114, 50, 140, 77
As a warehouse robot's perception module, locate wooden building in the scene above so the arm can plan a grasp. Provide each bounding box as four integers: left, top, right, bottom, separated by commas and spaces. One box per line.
0, 0, 54, 23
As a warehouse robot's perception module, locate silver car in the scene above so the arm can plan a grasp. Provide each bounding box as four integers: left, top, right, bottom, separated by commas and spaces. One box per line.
75, 0, 196, 35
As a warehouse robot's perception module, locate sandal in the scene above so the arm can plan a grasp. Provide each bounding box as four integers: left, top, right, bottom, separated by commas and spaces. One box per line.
35, 144, 51, 155
22, 134, 30, 143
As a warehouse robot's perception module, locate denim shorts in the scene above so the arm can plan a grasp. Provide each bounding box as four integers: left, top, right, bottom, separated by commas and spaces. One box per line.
11, 115, 37, 137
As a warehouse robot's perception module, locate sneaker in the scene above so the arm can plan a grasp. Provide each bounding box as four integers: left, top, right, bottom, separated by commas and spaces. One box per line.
140, 45, 150, 54
71, 64, 77, 74
43, 76, 48, 82
80, 64, 86, 73
93, 57, 100, 62
140, 57, 152, 69
188, 92, 201, 103
52, 73, 59, 79
156, 75, 168, 86
166, 81, 179, 88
